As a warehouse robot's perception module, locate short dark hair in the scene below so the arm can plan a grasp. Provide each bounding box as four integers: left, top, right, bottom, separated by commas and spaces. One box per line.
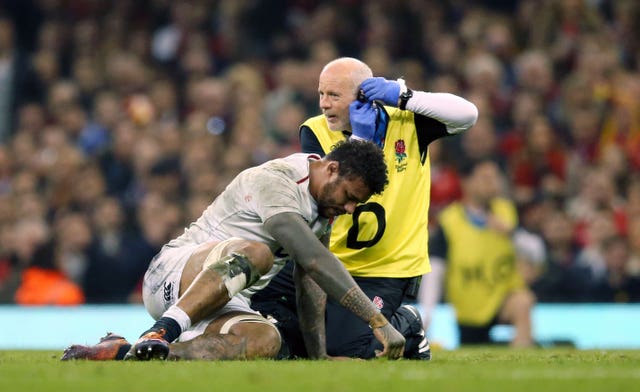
325, 140, 388, 195
458, 158, 498, 178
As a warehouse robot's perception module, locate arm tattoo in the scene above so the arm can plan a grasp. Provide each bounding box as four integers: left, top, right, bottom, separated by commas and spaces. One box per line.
369, 313, 388, 329
339, 286, 378, 324
295, 266, 328, 359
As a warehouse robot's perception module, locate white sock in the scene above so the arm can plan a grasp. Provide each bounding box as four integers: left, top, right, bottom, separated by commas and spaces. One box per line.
164, 305, 192, 332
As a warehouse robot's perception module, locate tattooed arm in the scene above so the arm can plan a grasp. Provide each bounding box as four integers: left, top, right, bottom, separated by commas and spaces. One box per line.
293, 229, 329, 359
265, 212, 405, 359
294, 262, 328, 359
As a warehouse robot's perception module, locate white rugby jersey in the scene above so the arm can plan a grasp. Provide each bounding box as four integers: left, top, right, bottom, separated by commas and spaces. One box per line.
167, 153, 330, 298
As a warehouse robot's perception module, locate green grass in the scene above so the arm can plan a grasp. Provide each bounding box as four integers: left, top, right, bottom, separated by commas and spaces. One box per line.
1, 348, 639, 392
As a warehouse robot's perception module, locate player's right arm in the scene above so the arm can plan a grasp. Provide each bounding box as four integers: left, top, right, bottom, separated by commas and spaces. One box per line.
293, 260, 328, 359
264, 212, 405, 359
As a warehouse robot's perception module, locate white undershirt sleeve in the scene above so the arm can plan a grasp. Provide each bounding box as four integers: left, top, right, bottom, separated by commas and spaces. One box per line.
405, 91, 478, 135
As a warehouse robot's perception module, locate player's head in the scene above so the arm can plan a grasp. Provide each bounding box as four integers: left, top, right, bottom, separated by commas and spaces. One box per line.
318, 57, 372, 131
459, 159, 503, 207
315, 140, 388, 218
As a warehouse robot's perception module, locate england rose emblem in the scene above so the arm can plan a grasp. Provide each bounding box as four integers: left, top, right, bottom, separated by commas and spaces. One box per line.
394, 139, 407, 163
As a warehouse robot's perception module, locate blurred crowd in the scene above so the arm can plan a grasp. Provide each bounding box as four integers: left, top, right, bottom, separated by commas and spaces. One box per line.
0, 0, 639, 305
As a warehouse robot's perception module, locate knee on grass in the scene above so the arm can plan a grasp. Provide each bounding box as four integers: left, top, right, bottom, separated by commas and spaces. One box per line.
221, 314, 282, 359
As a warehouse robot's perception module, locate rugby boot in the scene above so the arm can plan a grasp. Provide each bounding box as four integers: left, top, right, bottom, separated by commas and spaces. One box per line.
123, 328, 170, 360
395, 304, 432, 360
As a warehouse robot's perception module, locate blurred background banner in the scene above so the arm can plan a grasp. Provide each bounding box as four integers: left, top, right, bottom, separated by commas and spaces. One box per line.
2, 304, 639, 350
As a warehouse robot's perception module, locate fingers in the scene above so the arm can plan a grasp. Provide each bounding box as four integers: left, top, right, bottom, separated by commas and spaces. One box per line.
374, 343, 403, 359
360, 77, 384, 92
359, 79, 378, 99
372, 325, 405, 360
349, 99, 371, 111
350, 100, 363, 110
359, 77, 400, 107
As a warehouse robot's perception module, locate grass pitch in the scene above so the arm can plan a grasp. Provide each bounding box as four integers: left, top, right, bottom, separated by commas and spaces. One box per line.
1, 348, 639, 392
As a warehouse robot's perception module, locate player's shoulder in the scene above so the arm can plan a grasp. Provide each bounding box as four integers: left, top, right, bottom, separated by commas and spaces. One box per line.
257, 153, 317, 183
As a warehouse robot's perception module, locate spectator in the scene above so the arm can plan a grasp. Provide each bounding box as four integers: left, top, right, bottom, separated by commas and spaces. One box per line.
428, 139, 462, 224
513, 227, 547, 286
566, 166, 626, 247
625, 215, 640, 277
590, 235, 640, 302
83, 197, 157, 303
532, 210, 593, 302
9, 218, 84, 306
0, 15, 32, 141
507, 114, 567, 205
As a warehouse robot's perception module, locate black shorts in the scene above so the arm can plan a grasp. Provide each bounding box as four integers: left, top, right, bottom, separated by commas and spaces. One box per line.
457, 314, 501, 345
325, 274, 411, 358
250, 261, 417, 358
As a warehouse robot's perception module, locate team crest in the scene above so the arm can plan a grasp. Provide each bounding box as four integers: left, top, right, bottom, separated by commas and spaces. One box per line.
372, 295, 384, 310
394, 139, 408, 172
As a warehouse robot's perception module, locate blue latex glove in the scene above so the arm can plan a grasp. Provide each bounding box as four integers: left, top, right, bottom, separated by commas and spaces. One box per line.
360, 77, 400, 107
349, 100, 377, 141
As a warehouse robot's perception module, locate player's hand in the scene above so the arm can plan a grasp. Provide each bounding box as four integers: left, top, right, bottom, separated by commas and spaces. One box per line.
372, 322, 405, 360
360, 77, 400, 107
349, 100, 377, 141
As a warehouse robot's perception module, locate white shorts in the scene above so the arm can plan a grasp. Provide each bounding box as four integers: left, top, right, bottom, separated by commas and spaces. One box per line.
141, 239, 262, 342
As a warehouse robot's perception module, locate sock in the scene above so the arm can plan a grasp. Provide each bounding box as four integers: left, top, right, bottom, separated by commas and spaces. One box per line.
141, 305, 192, 343
164, 305, 192, 332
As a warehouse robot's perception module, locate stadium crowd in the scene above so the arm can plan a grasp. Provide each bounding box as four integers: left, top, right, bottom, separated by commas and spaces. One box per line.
0, 0, 639, 306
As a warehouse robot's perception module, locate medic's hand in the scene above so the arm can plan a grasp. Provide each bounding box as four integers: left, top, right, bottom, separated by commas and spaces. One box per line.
360, 77, 400, 107
349, 100, 377, 141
